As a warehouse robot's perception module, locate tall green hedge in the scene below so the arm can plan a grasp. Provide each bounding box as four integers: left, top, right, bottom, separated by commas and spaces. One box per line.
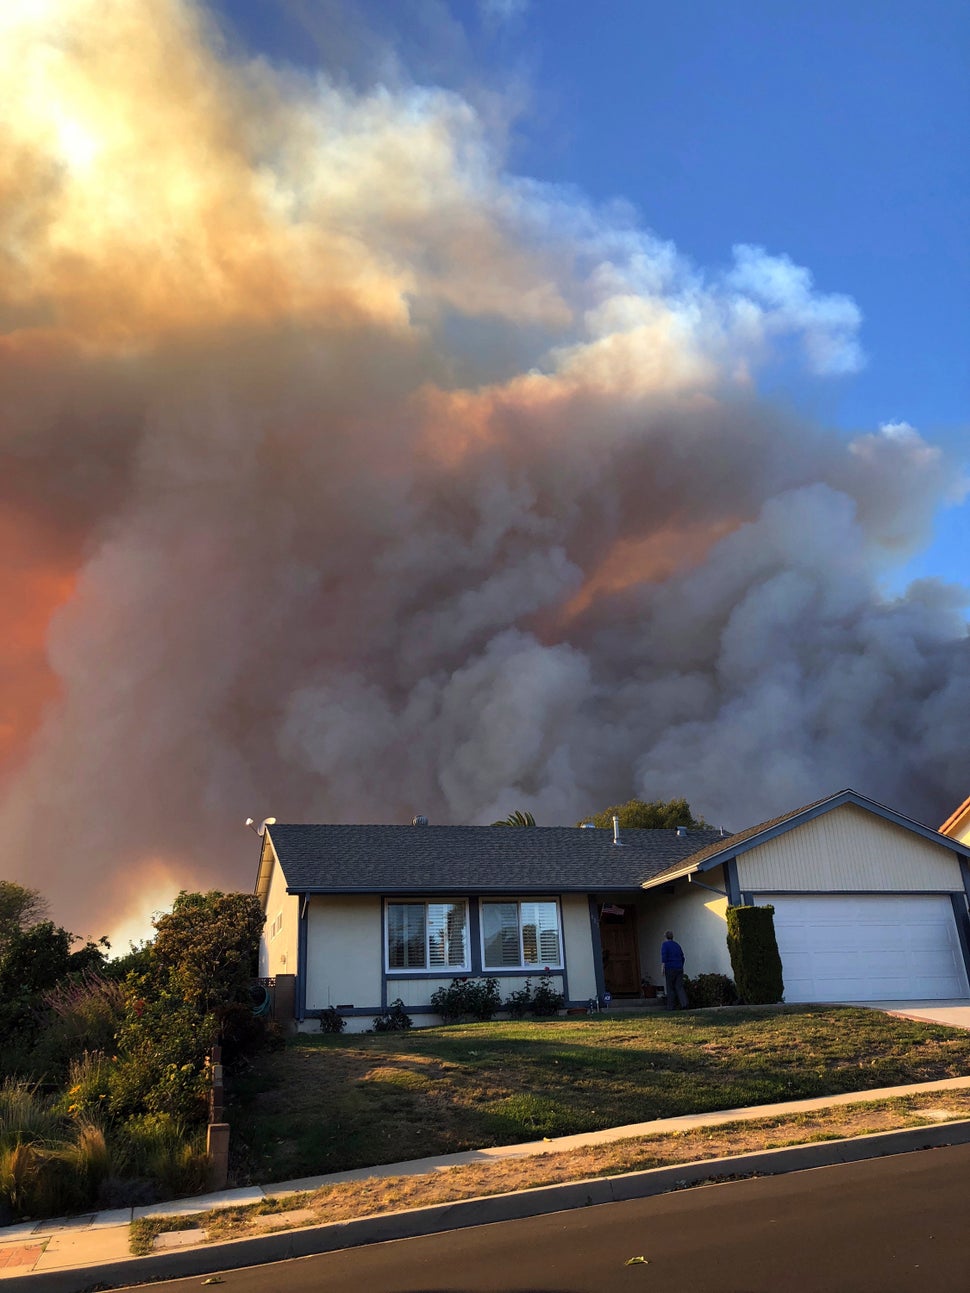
726, 905, 784, 1004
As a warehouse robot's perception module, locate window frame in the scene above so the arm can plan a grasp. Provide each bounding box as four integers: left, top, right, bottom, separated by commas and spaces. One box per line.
479, 898, 564, 972
384, 898, 471, 974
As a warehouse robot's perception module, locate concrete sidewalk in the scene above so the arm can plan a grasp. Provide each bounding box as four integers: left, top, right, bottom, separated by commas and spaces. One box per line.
845, 1000, 970, 1029
3, 1075, 970, 1289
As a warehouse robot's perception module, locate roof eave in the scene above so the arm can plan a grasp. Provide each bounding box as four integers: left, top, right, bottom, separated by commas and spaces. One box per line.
253, 834, 279, 909
643, 788, 970, 890
940, 794, 970, 837
284, 881, 651, 897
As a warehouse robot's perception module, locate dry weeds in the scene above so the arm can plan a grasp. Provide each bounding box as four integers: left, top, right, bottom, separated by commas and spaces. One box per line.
141, 1086, 970, 1252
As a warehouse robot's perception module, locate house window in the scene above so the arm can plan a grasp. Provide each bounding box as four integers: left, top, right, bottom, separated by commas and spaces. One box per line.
270, 912, 283, 939
482, 900, 562, 970
386, 901, 469, 971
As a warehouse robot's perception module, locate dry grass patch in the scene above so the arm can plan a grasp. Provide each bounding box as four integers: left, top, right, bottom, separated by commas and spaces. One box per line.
141, 1087, 970, 1253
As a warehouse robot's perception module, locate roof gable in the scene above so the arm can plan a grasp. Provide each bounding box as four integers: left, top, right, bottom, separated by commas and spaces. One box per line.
262, 823, 726, 894
940, 793, 970, 841
642, 788, 970, 889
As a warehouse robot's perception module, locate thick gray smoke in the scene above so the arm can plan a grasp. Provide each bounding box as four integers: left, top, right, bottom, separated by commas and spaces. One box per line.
1, 0, 967, 942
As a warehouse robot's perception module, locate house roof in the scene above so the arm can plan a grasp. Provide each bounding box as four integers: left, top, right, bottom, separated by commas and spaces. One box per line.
940, 793, 970, 839
259, 822, 727, 898
641, 787, 970, 889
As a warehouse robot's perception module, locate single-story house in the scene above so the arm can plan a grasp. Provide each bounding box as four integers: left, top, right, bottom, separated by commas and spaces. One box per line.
254, 788, 970, 1030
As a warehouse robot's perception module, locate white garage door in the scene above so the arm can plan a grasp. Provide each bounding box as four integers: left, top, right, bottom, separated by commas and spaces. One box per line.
767, 894, 969, 1003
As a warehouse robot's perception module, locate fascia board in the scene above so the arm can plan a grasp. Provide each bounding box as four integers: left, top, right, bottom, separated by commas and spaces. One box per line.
641, 789, 970, 892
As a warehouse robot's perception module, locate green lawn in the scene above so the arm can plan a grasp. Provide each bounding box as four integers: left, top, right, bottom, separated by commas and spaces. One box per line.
227, 1006, 970, 1185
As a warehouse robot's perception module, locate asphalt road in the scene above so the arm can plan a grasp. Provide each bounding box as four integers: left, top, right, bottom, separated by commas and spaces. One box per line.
131, 1143, 970, 1292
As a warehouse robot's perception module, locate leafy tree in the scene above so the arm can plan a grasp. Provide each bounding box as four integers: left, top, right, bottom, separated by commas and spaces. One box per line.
109, 891, 268, 1120
491, 809, 537, 827
149, 890, 265, 1016
576, 798, 710, 830
0, 919, 110, 1064
0, 881, 49, 950
102, 940, 153, 981
0, 921, 108, 999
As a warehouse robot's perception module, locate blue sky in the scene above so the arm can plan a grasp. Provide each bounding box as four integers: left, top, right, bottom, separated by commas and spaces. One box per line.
218, 0, 967, 589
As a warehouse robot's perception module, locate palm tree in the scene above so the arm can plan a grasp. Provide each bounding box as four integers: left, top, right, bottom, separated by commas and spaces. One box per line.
491, 810, 537, 827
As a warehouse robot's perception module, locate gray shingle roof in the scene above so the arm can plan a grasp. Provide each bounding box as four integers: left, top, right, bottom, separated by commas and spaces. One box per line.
265, 823, 726, 894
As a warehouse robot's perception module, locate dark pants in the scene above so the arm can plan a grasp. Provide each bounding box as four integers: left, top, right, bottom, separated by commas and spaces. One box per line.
664, 967, 687, 1009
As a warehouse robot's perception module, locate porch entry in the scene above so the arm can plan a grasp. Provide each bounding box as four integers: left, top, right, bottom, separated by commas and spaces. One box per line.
599, 903, 642, 996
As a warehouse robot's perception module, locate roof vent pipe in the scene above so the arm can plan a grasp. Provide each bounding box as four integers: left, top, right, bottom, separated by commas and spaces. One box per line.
676, 825, 687, 838
612, 815, 622, 846
412, 815, 429, 827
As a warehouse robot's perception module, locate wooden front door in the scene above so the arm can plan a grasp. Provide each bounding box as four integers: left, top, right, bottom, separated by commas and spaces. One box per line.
599, 905, 642, 996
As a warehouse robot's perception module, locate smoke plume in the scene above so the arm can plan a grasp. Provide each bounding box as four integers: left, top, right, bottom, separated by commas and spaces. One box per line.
1, 0, 967, 942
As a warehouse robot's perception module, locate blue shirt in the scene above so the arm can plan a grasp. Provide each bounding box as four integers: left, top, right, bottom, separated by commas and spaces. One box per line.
661, 939, 685, 970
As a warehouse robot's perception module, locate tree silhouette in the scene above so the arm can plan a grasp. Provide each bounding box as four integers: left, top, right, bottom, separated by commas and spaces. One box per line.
576, 798, 709, 829
491, 809, 537, 827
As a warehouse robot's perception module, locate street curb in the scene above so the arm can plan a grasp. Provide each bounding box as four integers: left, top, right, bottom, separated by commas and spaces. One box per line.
6, 1119, 970, 1292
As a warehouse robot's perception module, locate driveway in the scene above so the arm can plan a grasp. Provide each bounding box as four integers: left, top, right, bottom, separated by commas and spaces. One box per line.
843, 1000, 970, 1030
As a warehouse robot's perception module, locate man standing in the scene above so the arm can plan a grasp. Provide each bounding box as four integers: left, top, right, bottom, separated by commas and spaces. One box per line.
661, 930, 688, 1009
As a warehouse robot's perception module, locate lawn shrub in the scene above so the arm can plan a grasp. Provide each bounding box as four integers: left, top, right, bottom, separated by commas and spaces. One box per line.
372, 999, 413, 1031
215, 1001, 275, 1064
726, 905, 785, 1004
531, 975, 565, 1016
503, 975, 565, 1018
684, 973, 738, 1008
110, 993, 214, 1121
430, 978, 501, 1023
318, 1007, 346, 1033
503, 981, 533, 1019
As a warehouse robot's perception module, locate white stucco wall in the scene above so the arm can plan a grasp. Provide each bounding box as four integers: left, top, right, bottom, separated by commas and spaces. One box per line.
258, 854, 299, 979
737, 804, 964, 893
639, 868, 733, 980
298, 892, 598, 1026
305, 894, 383, 1011
561, 893, 598, 1000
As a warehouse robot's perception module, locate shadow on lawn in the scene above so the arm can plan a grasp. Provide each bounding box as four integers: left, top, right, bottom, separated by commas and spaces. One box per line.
228, 1006, 970, 1183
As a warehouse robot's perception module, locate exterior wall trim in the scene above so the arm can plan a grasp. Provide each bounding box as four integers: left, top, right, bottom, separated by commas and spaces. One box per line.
588, 896, 606, 1002
959, 859, 970, 906
948, 893, 970, 985
296, 894, 309, 1023
745, 888, 964, 898
724, 859, 741, 906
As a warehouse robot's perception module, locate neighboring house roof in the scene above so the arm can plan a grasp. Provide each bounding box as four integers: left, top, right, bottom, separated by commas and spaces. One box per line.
259, 823, 726, 898
641, 787, 970, 890
940, 793, 970, 840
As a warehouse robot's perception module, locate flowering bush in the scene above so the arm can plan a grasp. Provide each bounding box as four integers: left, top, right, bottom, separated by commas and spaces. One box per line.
430, 978, 501, 1023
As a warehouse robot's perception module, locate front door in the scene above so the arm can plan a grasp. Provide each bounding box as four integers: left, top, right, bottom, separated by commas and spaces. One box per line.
599, 905, 642, 996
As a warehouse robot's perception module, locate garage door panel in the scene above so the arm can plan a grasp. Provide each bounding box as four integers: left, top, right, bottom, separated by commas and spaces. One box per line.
767, 895, 969, 1003
910, 927, 954, 953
